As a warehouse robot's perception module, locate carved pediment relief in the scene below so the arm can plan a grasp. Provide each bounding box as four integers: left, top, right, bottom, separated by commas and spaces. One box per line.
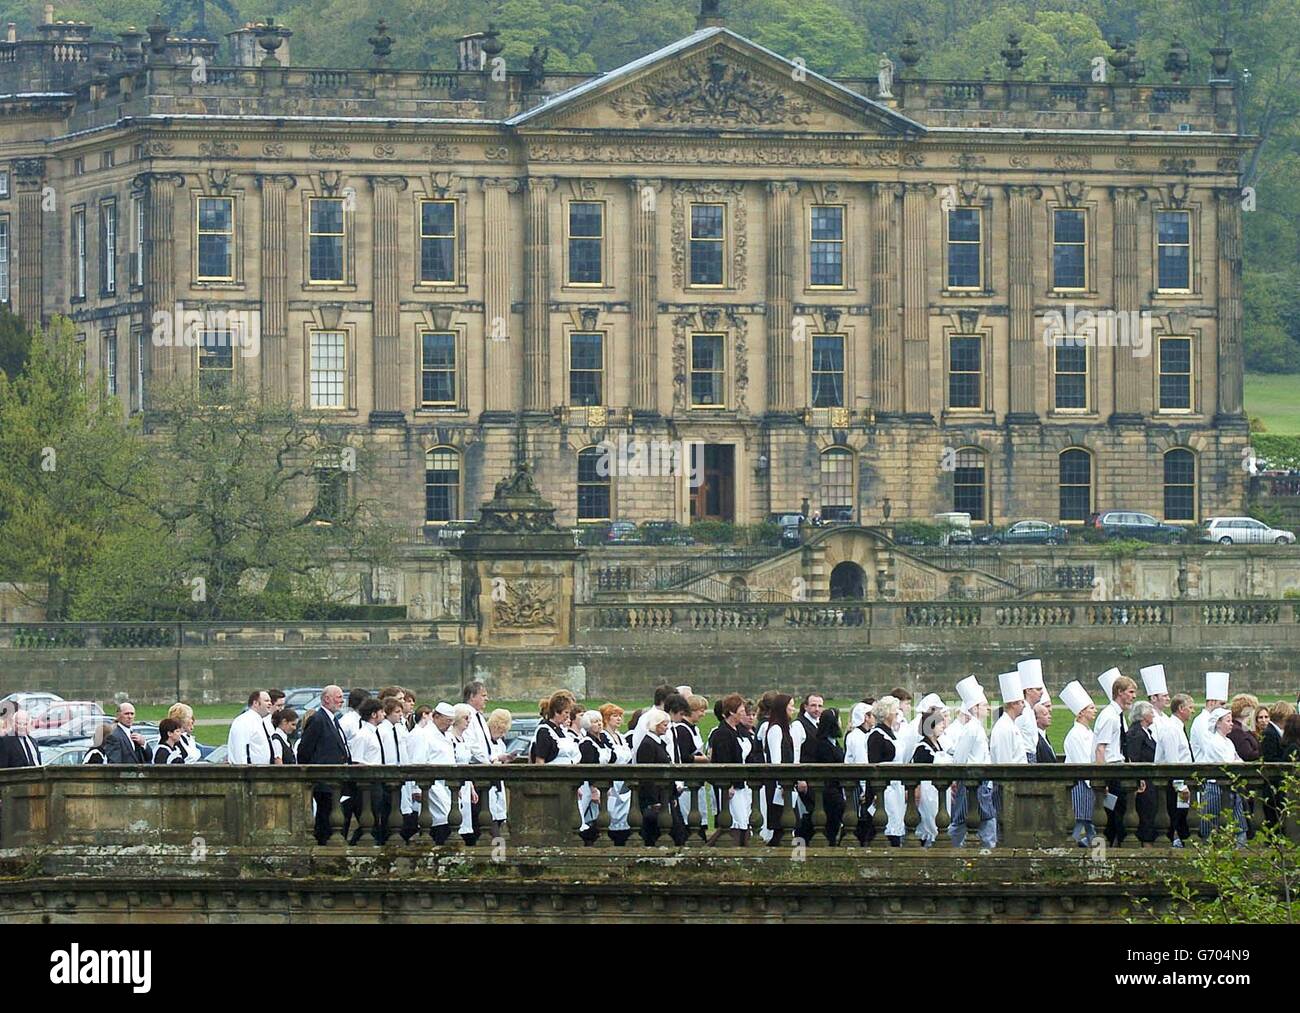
517, 36, 916, 136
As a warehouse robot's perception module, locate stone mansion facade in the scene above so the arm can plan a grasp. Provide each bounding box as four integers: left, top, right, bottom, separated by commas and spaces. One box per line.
0, 7, 1254, 532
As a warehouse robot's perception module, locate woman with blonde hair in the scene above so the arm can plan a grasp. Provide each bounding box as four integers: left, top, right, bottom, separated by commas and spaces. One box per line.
598, 703, 634, 845
485, 708, 513, 834
166, 703, 202, 763
450, 703, 480, 843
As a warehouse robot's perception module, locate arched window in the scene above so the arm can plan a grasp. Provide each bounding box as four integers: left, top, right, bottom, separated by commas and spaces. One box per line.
952, 448, 987, 521
425, 447, 460, 523
577, 446, 611, 521
819, 448, 854, 521
1059, 449, 1093, 522
1163, 449, 1196, 521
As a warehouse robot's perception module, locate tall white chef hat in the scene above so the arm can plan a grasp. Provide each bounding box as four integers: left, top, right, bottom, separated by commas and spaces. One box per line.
956, 676, 987, 713
1060, 680, 1094, 716
850, 702, 872, 729
1017, 658, 1045, 690
998, 670, 1024, 705
1040, 686, 1052, 706
434, 702, 456, 718
1098, 667, 1122, 699
676, 685, 694, 697
1205, 672, 1229, 701
1139, 664, 1168, 697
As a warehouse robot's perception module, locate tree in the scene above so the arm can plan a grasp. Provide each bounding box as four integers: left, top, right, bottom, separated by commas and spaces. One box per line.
79, 380, 397, 620
0, 305, 32, 381
0, 317, 147, 618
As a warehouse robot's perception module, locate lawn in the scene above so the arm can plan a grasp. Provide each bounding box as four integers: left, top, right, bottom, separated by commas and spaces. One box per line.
1245, 372, 1300, 434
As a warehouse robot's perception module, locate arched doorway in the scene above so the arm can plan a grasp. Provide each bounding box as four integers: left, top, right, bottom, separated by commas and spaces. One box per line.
829, 561, 866, 600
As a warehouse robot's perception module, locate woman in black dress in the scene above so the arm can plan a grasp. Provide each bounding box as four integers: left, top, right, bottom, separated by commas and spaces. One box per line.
763, 694, 796, 847
865, 697, 899, 846
812, 708, 846, 845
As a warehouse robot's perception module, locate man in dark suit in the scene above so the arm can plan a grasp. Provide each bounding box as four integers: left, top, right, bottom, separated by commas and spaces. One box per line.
1125, 701, 1160, 845
0, 710, 43, 768
295, 685, 353, 843
1032, 702, 1060, 763
103, 702, 149, 764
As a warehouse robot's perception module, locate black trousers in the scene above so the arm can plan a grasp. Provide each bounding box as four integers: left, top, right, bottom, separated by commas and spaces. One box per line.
794, 784, 816, 843
1104, 780, 1127, 845
312, 787, 336, 844
854, 787, 877, 845
639, 796, 686, 846
1165, 784, 1190, 841
1134, 779, 1159, 842
822, 785, 845, 845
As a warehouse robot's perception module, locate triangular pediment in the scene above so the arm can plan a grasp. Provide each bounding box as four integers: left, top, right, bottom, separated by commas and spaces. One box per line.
509, 28, 922, 137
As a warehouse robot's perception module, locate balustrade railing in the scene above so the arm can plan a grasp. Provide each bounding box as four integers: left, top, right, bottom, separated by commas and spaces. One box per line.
3, 763, 1292, 852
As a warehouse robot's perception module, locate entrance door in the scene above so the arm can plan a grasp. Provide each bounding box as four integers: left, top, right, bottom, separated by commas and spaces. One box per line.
690, 444, 735, 522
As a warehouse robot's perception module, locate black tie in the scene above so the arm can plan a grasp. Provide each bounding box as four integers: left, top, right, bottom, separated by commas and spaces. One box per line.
391, 725, 401, 762
477, 712, 489, 750
263, 723, 275, 762
23, 738, 35, 765
377, 726, 386, 764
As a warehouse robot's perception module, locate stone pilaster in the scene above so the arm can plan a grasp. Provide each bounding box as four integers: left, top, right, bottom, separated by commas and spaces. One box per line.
523, 176, 556, 412
869, 182, 900, 415
256, 174, 295, 401
1214, 188, 1245, 420
370, 176, 408, 422
13, 158, 45, 327
1110, 186, 1147, 422
1006, 185, 1041, 422
901, 183, 933, 419
482, 178, 520, 414
765, 180, 797, 414
138, 171, 185, 380
629, 178, 662, 416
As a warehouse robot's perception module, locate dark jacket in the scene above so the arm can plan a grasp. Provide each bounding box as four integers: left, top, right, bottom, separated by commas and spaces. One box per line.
635, 733, 673, 807
1227, 721, 1261, 762
709, 721, 747, 788
0, 735, 41, 767
1034, 731, 1061, 763
296, 708, 350, 765
1260, 723, 1284, 763
1125, 722, 1158, 764
104, 724, 148, 764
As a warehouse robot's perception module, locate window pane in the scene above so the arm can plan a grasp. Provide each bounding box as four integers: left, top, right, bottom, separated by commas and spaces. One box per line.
421, 332, 456, 405
1055, 209, 1085, 244
311, 200, 344, 235
948, 335, 981, 409
421, 237, 455, 282
198, 198, 231, 232
810, 206, 842, 240
421, 201, 455, 237
820, 450, 853, 514
577, 448, 610, 520
425, 450, 459, 522
1053, 245, 1085, 289
810, 243, 843, 286
569, 238, 602, 284
690, 242, 723, 285
947, 243, 980, 288
1157, 212, 1189, 244
1159, 338, 1192, 409
953, 450, 986, 521
1059, 450, 1091, 521
569, 332, 603, 406
948, 208, 981, 242
691, 204, 723, 239
569, 202, 603, 237
198, 235, 231, 279
1158, 246, 1190, 290
310, 331, 346, 408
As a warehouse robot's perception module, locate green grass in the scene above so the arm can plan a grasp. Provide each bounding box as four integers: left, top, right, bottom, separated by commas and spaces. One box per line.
1245, 372, 1300, 434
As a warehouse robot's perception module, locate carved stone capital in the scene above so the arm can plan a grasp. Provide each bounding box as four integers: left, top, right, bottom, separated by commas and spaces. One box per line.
255, 173, 298, 191
1108, 185, 1150, 202
480, 177, 523, 193
629, 177, 663, 193
132, 171, 185, 193
765, 180, 799, 196
1213, 186, 1244, 203
1005, 184, 1044, 200
526, 176, 558, 194
12, 157, 46, 184
902, 181, 936, 196
368, 175, 410, 191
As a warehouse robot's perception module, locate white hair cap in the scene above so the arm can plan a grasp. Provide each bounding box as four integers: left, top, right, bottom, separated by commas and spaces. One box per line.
850, 702, 871, 729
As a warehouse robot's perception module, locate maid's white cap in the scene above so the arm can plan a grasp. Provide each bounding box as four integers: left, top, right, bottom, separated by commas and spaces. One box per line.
434, 702, 456, 718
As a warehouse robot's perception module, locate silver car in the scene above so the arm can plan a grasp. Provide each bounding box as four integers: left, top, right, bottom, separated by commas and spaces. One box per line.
1202, 516, 1296, 545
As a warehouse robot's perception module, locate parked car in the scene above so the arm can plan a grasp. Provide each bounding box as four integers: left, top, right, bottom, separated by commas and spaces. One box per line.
776, 513, 805, 548
941, 527, 974, 546
640, 520, 695, 545
985, 520, 1070, 546
43, 741, 94, 765
30, 701, 106, 741
1201, 516, 1296, 545
606, 521, 644, 544
200, 744, 229, 764
0, 691, 63, 721
1086, 511, 1187, 544
503, 715, 541, 758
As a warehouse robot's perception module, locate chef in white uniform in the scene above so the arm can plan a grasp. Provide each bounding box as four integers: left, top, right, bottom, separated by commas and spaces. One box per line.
947, 676, 995, 848
418, 703, 458, 844
1060, 680, 1099, 846
1199, 706, 1246, 844
1016, 659, 1047, 761
1190, 672, 1230, 762
989, 670, 1028, 845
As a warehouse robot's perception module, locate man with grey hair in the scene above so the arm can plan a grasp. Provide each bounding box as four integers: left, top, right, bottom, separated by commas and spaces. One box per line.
0, 710, 41, 768
296, 684, 353, 842
104, 701, 149, 764
1125, 699, 1160, 845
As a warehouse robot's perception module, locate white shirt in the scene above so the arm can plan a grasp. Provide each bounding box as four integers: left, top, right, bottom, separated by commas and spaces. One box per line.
790, 717, 808, 763
990, 711, 1027, 764
949, 716, 989, 765
1189, 708, 1216, 762
844, 726, 870, 765
227, 708, 274, 764
1092, 702, 1125, 763
337, 709, 361, 745
766, 724, 790, 765
1064, 722, 1093, 764
350, 722, 384, 765
382, 720, 409, 764
1154, 712, 1192, 764
462, 707, 492, 765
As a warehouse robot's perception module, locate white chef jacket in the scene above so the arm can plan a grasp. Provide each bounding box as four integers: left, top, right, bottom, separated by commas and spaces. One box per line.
1154, 712, 1192, 763
989, 712, 1028, 764
1201, 731, 1241, 765
227, 708, 274, 764
1064, 722, 1093, 764
1015, 709, 1039, 757
1188, 708, 1216, 762
950, 715, 990, 765
1092, 702, 1125, 763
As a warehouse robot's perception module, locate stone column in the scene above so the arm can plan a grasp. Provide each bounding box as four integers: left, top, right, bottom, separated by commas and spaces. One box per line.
629, 178, 662, 416
901, 183, 933, 419
1006, 185, 1041, 422
482, 178, 520, 414
1214, 188, 1245, 420
256, 174, 295, 401
13, 158, 45, 327
370, 176, 408, 422
523, 176, 556, 412
869, 182, 900, 415
766, 181, 797, 414
1110, 186, 1147, 422
140, 171, 184, 379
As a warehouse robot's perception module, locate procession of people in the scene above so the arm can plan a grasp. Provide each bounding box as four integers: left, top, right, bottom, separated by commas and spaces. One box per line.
4, 667, 1297, 849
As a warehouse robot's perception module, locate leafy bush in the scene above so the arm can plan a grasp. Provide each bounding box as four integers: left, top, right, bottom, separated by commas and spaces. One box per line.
688, 520, 735, 544
1252, 434, 1300, 471
1099, 538, 1149, 559
891, 520, 954, 545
